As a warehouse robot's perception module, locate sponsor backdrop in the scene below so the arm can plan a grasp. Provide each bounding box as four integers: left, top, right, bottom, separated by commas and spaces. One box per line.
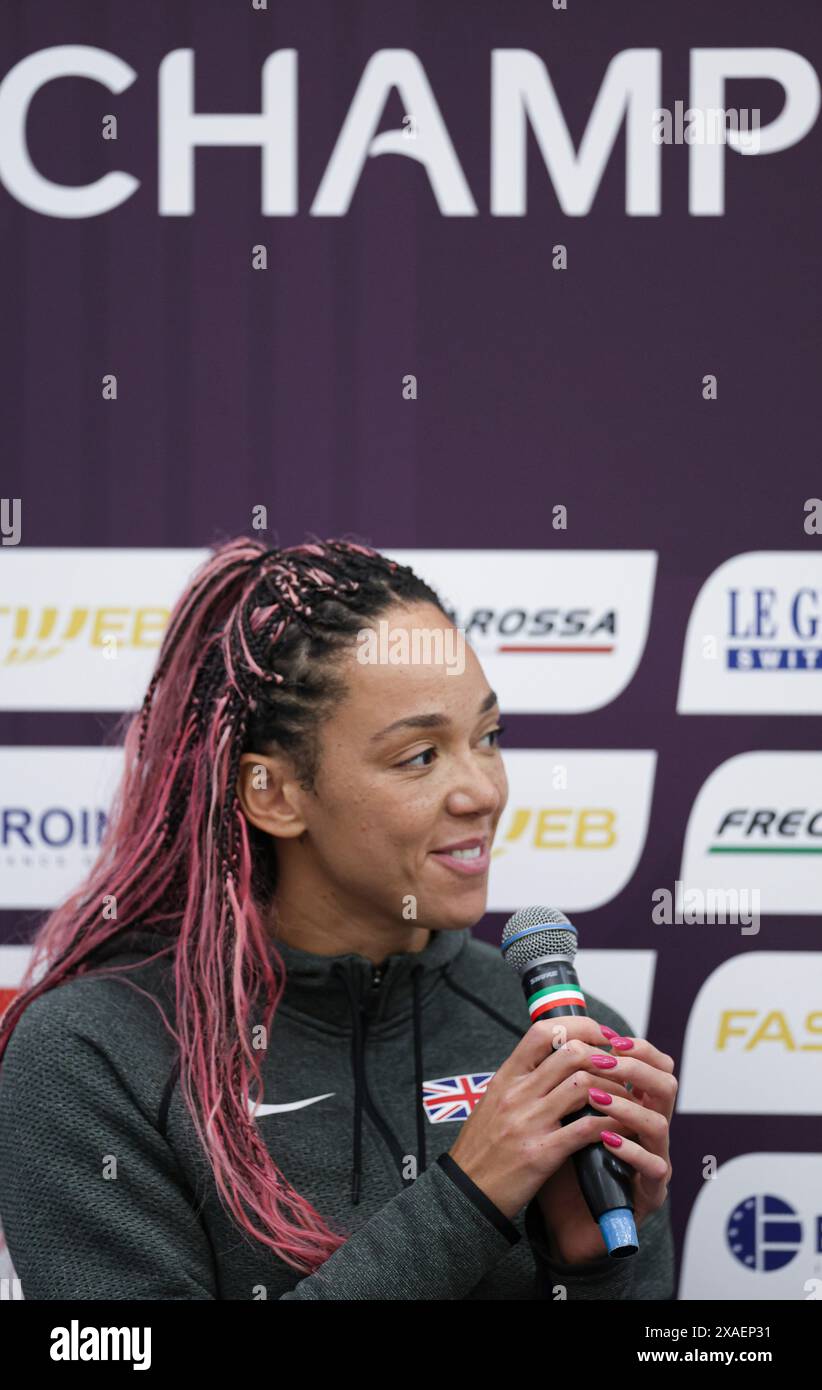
1, 0, 821, 1299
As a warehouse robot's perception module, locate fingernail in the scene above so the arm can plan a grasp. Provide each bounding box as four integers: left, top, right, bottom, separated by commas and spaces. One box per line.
599, 1025, 619, 1040
601, 1131, 623, 1147
590, 1054, 618, 1069
588, 1088, 613, 1105
611, 1038, 634, 1051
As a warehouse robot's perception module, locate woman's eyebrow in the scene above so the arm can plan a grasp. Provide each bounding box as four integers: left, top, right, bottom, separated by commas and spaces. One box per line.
369, 689, 499, 743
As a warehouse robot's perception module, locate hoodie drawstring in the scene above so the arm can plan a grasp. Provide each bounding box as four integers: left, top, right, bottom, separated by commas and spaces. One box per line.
331, 962, 366, 1206
330, 958, 520, 1207
330, 960, 427, 1206
411, 964, 426, 1179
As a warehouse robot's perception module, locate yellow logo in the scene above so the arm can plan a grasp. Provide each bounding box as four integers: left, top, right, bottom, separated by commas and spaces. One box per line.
0, 607, 169, 663
493, 808, 617, 853
717, 1009, 822, 1050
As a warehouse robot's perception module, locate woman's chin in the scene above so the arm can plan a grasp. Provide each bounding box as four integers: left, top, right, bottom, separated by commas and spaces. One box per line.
436, 892, 489, 931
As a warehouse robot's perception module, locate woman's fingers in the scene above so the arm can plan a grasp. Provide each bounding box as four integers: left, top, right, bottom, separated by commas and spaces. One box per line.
585, 1052, 679, 1119
543, 1106, 670, 1189
539, 1066, 643, 1131
586, 1088, 670, 1160
498, 1018, 679, 1133
542, 1109, 621, 1167
598, 1129, 671, 1184
511, 1016, 614, 1077
527, 1035, 677, 1116
582, 1076, 634, 1105
598, 1026, 675, 1076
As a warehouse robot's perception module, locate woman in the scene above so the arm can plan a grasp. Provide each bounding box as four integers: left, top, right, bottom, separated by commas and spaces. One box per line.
0, 536, 676, 1300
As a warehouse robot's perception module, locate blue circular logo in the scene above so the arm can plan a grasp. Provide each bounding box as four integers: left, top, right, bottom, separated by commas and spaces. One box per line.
726, 1194, 803, 1272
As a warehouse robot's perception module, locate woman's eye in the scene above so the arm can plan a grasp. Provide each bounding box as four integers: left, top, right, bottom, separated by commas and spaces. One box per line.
396, 724, 506, 770
397, 746, 437, 769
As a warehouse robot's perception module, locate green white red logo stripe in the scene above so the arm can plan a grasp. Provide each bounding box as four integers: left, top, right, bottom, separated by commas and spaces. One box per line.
528, 984, 586, 1019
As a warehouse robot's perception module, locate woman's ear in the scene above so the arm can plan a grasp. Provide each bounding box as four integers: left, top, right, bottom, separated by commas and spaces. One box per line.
236, 752, 307, 840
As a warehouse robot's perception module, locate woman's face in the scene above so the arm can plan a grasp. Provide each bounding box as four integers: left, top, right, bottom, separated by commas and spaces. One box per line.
243, 599, 509, 940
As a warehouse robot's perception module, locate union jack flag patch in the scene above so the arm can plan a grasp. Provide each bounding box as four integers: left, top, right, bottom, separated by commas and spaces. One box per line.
422, 1072, 494, 1123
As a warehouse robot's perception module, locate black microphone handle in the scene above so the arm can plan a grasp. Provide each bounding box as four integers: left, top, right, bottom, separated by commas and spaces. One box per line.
521, 957, 637, 1233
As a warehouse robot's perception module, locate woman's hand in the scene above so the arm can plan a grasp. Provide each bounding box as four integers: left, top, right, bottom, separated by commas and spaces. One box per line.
446, 1016, 653, 1221
534, 1022, 676, 1266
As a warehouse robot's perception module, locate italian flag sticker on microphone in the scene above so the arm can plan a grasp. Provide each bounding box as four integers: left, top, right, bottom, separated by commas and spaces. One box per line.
528, 983, 587, 1020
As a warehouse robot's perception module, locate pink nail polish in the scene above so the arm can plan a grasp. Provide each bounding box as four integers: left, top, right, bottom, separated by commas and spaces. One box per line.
590, 1054, 618, 1068
588, 1088, 613, 1105
601, 1131, 623, 1147
599, 1025, 619, 1040
611, 1038, 634, 1051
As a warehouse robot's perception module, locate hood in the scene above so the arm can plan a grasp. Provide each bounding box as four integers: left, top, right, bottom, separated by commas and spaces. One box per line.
269, 924, 469, 1026
84, 920, 476, 1206
269, 927, 472, 1203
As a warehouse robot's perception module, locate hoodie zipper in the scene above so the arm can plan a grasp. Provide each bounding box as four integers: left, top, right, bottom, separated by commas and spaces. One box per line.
356, 965, 413, 1183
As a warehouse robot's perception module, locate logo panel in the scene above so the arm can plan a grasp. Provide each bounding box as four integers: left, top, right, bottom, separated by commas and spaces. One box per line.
386, 550, 657, 713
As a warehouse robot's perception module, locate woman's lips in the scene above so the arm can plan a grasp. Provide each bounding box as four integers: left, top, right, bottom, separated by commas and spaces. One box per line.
429, 845, 491, 876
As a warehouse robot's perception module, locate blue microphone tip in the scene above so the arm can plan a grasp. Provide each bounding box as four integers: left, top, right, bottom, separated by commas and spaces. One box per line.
598, 1207, 638, 1257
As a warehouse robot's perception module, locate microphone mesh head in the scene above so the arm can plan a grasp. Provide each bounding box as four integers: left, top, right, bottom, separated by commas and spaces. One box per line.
501, 906, 578, 972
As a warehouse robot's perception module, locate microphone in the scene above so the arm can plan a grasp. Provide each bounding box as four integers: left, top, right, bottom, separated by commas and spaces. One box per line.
501, 906, 638, 1258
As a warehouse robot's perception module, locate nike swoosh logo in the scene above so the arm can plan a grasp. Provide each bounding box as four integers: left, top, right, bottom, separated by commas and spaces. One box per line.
248, 1092, 336, 1117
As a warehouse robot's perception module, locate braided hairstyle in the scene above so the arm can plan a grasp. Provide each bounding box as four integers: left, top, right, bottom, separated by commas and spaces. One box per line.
0, 535, 450, 1276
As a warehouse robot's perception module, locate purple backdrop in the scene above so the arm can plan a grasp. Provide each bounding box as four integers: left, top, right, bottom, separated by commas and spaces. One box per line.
2, 0, 821, 1294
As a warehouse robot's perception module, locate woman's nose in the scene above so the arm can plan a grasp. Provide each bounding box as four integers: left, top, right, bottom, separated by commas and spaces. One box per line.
446, 762, 505, 816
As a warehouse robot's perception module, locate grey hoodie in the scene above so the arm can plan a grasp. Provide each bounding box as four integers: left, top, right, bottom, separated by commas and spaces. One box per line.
0, 923, 675, 1300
